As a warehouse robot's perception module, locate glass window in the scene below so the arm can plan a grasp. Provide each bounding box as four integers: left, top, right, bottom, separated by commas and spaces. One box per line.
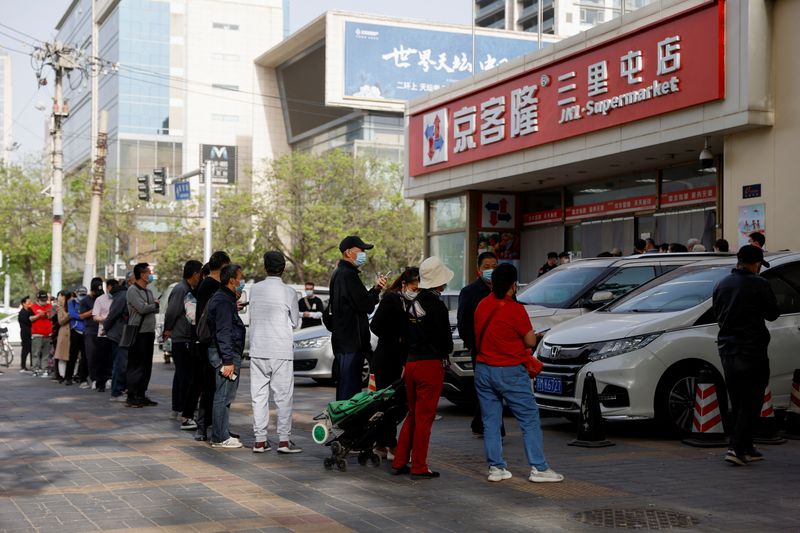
567, 172, 656, 207
764, 265, 800, 315
607, 267, 730, 313
430, 232, 465, 291
594, 266, 657, 299
662, 165, 717, 194
517, 265, 607, 308
429, 196, 466, 232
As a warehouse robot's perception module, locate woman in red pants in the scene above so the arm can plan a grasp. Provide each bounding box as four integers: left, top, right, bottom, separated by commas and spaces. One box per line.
390, 257, 453, 479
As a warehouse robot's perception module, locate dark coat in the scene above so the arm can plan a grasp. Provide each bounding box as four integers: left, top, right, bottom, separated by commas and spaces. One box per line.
329, 260, 380, 354
103, 284, 130, 344
208, 286, 246, 365
712, 267, 780, 357
457, 277, 491, 356
370, 292, 409, 381
406, 289, 453, 363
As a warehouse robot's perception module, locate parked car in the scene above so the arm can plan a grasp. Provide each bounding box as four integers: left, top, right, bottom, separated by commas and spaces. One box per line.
534, 252, 800, 434
443, 253, 728, 407
293, 291, 462, 385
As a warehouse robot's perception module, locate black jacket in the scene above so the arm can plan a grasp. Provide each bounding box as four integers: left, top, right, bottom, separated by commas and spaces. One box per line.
712, 268, 780, 357
537, 262, 556, 277
208, 286, 246, 365
370, 292, 409, 376
457, 277, 491, 356
406, 289, 453, 363
103, 284, 130, 344
299, 295, 324, 329
329, 260, 380, 354
18, 308, 32, 337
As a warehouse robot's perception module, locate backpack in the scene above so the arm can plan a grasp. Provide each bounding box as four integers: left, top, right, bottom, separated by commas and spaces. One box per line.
195, 305, 212, 344
321, 271, 339, 331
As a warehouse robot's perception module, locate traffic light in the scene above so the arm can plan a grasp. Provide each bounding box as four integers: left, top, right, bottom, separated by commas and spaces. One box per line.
153, 167, 167, 196
137, 175, 150, 201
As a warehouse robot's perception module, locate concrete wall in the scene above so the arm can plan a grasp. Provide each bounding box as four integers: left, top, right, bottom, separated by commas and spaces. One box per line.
723, 0, 799, 251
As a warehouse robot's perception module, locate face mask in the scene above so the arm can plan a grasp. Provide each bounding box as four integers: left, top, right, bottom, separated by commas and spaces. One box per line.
237, 280, 245, 293
481, 269, 494, 283
354, 251, 367, 267
305, 290, 314, 297
147, 274, 155, 284
402, 289, 418, 300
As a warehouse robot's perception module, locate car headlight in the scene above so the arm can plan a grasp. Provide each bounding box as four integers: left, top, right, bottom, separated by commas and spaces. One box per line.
293, 336, 330, 349
587, 333, 661, 362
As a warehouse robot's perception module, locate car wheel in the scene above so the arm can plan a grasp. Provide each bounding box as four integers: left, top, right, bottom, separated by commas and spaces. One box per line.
655, 362, 726, 436
361, 358, 371, 388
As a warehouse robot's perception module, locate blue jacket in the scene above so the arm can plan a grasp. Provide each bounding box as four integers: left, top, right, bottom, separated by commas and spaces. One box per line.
208, 286, 245, 365
68, 299, 85, 333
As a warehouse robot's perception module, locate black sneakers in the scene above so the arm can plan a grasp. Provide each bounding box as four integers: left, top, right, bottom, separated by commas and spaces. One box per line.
724, 450, 748, 466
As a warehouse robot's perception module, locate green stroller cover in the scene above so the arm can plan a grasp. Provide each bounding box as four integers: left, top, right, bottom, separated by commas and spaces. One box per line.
326, 387, 396, 425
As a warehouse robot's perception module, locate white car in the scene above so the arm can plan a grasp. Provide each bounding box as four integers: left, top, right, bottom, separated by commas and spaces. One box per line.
534, 252, 800, 434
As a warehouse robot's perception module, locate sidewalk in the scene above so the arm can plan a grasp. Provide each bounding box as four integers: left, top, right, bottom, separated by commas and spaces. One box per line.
1, 360, 798, 533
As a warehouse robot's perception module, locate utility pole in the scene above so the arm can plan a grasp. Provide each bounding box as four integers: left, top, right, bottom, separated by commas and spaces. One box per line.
0, 250, 9, 311
204, 160, 213, 261
82, 110, 108, 288
34, 42, 80, 295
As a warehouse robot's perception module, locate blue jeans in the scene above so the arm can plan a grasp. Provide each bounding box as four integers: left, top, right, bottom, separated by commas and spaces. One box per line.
209, 346, 241, 443
110, 341, 128, 397
475, 363, 549, 471
334, 351, 364, 401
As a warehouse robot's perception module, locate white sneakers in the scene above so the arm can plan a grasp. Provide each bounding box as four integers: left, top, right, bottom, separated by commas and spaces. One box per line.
211, 437, 243, 449
277, 441, 302, 454
528, 467, 564, 483
488, 466, 513, 482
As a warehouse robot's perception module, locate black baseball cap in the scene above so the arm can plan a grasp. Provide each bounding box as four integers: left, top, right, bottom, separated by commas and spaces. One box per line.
737, 244, 770, 268
339, 235, 374, 253
37, 290, 48, 300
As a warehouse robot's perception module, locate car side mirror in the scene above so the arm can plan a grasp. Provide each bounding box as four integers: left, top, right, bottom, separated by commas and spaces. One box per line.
591, 290, 614, 303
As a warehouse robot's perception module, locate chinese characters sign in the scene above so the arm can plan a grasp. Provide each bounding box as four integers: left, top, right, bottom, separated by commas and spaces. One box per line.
660, 185, 717, 207
409, 1, 724, 177
565, 195, 657, 221
344, 21, 542, 102
200, 144, 237, 184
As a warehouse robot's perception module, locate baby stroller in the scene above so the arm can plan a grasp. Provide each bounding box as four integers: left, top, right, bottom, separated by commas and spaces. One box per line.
312, 380, 406, 471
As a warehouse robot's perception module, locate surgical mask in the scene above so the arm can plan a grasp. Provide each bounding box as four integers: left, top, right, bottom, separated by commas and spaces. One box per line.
481, 269, 494, 283
237, 280, 245, 293
305, 290, 314, 297
147, 274, 155, 284
402, 289, 418, 300
354, 251, 367, 267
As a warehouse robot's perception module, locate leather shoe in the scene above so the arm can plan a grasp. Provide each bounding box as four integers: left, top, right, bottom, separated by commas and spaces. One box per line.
390, 465, 410, 476
411, 470, 440, 479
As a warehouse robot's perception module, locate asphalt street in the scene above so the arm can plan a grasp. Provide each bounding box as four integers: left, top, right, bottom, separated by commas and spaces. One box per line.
1, 354, 798, 533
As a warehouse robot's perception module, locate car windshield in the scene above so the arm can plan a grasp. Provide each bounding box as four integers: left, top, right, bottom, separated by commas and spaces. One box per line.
606, 266, 731, 313
517, 266, 607, 308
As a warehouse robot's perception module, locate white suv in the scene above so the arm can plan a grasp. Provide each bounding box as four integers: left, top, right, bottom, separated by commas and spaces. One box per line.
534, 253, 800, 434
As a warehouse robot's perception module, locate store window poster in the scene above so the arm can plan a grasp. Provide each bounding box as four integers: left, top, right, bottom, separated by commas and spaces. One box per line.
738, 204, 765, 248
478, 231, 520, 260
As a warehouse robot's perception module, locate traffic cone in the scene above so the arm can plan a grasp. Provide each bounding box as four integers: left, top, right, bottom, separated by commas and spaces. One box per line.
682, 368, 727, 447
368, 373, 377, 392
783, 369, 800, 440
753, 384, 787, 445
568, 372, 614, 448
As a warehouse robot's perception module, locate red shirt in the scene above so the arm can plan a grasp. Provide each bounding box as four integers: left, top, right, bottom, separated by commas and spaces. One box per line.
30, 303, 53, 337
473, 295, 532, 367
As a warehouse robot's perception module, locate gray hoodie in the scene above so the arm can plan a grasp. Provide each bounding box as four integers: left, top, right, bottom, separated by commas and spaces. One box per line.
126, 283, 158, 333
163, 279, 193, 343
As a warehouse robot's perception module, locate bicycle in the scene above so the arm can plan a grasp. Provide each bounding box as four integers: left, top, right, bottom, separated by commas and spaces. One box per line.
0, 327, 14, 368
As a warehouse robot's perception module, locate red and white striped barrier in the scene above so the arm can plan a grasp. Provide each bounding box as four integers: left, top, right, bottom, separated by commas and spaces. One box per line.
368, 373, 377, 392
783, 369, 800, 440
754, 384, 786, 445
760, 386, 775, 418
692, 382, 724, 434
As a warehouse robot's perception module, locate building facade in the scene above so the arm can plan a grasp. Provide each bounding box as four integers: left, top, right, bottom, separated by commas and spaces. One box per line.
475, 0, 656, 36
0, 50, 12, 162
409, 0, 793, 289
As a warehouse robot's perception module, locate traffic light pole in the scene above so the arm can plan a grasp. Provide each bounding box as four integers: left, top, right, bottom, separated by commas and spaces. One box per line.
204, 160, 213, 262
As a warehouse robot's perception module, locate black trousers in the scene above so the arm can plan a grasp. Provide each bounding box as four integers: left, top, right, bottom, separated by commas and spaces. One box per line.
66, 329, 82, 380
20, 334, 32, 370
184, 343, 215, 430
171, 341, 193, 413
83, 334, 99, 383
721, 354, 770, 455
127, 332, 155, 401
92, 336, 113, 387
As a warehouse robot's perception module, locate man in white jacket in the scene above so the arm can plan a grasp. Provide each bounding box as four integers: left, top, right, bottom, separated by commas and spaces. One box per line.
249, 251, 301, 454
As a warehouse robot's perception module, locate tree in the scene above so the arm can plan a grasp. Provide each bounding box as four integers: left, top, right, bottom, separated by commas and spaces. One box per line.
259, 150, 423, 285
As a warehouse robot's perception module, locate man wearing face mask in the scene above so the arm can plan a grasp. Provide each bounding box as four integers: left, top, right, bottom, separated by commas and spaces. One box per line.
298, 282, 324, 329
329, 235, 387, 401
125, 263, 160, 408
457, 251, 499, 436
207, 264, 247, 448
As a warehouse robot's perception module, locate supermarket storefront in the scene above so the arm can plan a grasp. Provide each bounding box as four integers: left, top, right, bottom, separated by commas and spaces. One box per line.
406, 0, 797, 288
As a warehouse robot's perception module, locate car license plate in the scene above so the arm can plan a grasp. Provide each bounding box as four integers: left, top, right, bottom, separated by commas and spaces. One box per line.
535, 375, 562, 394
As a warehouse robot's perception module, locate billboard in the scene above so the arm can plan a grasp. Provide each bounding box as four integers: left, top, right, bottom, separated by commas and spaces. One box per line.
200, 144, 237, 184
343, 21, 542, 103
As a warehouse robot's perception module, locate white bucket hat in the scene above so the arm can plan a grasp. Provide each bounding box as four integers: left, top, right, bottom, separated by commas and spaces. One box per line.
418, 256, 454, 290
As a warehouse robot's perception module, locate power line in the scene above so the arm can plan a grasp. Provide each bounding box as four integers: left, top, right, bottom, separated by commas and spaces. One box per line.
0, 22, 45, 45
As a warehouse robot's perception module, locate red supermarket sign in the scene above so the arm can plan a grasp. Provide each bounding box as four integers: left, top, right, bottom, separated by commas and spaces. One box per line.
660, 185, 717, 207
410, 1, 724, 177
523, 208, 562, 226
565, 195, 656, 221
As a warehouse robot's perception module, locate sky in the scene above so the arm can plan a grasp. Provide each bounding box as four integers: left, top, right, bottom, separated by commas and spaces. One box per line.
0, 0, 473, 163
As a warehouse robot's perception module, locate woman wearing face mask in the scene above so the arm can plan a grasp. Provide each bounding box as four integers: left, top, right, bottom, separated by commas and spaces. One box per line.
369, 267, 420, 459
53, 291, 73, 383
390, 257, 453, 479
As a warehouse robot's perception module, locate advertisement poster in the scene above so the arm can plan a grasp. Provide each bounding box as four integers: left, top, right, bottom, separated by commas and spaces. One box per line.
478, 231, 520, 261
344, 21, 540, 102
738, 204, 765, 248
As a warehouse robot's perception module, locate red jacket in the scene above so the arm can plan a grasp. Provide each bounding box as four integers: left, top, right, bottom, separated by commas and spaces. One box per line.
30, 303, 53, 336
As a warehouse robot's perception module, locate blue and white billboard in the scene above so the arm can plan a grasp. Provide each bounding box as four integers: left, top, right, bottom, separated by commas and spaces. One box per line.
344, 21, 543, 102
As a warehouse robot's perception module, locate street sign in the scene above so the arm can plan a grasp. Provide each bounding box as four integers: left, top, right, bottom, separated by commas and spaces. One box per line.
200, 144, 237, 184
175, 181, 191, 201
